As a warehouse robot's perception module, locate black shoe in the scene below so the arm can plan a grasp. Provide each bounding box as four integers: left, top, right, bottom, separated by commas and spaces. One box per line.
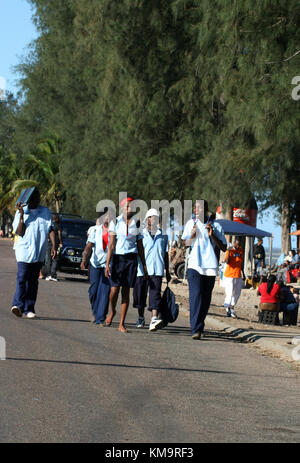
11, 306, 22, 318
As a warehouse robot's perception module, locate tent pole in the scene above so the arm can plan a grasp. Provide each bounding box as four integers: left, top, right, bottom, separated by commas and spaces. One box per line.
269, 235, 273, 269
250, 236, 253, 276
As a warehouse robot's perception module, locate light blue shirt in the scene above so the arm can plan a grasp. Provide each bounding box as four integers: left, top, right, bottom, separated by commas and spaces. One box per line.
87, 225, 108, 268
109, 215, 142, 255
12, 206, 52, 263
137, 228, 169, 277
182, 218, 226, 274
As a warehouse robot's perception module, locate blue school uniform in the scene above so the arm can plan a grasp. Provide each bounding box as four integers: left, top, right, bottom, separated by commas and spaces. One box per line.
11, 205, 52, 315
133, 228, 168, 312
182, 218, 226, 334
108, 215, 142, 288
87, 225, 110, 324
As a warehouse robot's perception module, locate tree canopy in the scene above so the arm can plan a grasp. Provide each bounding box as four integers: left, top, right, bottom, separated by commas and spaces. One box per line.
1, 0, 299, 248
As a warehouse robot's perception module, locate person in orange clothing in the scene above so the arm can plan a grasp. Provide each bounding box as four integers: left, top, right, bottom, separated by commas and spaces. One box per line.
223, 238, 245, 318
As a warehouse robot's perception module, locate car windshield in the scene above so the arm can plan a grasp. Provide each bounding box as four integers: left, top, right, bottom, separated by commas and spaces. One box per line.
62, 222, 91, 241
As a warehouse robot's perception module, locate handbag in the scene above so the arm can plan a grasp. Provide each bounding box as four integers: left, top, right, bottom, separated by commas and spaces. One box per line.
160, 284, 179, 326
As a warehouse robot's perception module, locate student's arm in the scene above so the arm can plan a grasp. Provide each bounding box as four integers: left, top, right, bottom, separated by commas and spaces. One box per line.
15, 203, 26, 237
182, 221, 195, 248
80, 242, 94, 270
105, 233, 116, 278
164, 252, 171, 282
58, 227, 63, 247
49, 230, 57, 259
137, 239, 148, 279
206, 223, 227, 252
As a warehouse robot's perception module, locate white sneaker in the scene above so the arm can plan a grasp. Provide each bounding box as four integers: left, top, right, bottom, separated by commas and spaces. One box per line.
230, 310, 237, 318
50, 277, 58, 281
149, 317, 163, 331
45, 276, 51, 281
26, 312, 36, 319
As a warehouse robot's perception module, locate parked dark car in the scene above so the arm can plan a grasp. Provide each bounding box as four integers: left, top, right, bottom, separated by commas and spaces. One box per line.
57, 215, 95, 276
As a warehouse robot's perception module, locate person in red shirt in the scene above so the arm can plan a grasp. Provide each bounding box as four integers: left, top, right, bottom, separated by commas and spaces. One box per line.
257, 274, 280, 311
223, 238, 245, 318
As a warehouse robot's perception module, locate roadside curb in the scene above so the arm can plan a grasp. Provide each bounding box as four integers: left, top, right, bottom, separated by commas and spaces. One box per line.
178, 306, 299, 366
205, 314, 299, 364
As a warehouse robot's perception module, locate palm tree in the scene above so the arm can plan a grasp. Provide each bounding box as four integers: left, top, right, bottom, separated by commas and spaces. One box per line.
22, 135, 65, 212
0, 152, 37, 213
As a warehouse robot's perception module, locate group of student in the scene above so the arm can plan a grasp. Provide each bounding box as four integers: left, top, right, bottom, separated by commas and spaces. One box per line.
11, 191, 240, 339
80, 199, 171, 333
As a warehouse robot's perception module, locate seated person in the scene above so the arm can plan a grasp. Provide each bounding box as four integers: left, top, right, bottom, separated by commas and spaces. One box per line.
291, 287, 300, 303
276, 263, 288, 283
257, 274, 280, 311
280, 284, 299, 314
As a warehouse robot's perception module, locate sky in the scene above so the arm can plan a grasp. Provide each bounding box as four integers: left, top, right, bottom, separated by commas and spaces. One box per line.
0, 0, 296, 251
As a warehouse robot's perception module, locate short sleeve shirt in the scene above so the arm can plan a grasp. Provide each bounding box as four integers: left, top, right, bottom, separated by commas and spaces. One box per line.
12, 206, 52, 263
137, 228, 168, 277
87, 225, 108, 268
109, 215, 143, 255
224, 247, 243, 279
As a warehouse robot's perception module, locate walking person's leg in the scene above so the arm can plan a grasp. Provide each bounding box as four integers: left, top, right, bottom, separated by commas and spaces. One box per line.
119, 287, 130, 332
133, 276, 148, 328
11, 262, 29, 317
224, 276, 233, 316
88, 265, 101, 323
148, 276, 163, 331
44, 245, 52, 279
50, 255, 59, 280
94, 268, 111, 324
24, 262, 43, 317
198, 275, 216, 332
187, 269, 204, 338
106, 286, 120, 326
230, 278, 243, 318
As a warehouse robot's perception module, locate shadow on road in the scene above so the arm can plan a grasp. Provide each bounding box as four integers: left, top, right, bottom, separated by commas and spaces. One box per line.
6, 356, 240, 375
37, 316, 90, 323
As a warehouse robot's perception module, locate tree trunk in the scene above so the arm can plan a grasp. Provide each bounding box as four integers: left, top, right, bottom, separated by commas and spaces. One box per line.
281, 201, 291, 254
55, 199, 60, 213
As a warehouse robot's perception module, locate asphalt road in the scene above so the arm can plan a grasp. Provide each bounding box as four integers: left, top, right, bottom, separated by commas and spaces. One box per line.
1, 239, 300, 443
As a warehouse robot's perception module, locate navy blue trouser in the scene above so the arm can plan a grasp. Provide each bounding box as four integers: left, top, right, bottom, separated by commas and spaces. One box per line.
12, 262, 43, 314
281, 302, 298, 312
187, 269, 216, 334
88, 265, 110, 324
133, 276, 162, 313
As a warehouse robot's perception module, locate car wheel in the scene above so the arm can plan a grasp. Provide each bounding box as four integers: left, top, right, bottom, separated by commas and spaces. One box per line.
175, 262, 186, 280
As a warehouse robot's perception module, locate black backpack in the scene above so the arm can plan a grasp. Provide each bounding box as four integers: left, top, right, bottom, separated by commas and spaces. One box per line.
160, 285, 179, 326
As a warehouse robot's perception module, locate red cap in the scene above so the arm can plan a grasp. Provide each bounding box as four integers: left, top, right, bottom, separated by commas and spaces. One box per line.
120, 197, 133, 207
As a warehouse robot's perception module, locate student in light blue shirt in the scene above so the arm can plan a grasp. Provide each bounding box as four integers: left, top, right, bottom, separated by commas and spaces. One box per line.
105, 197, 148, 333
11, 188, 55, 319
81, 209, 111, 325
133, 209, 171, 331
182, 200, 227, 339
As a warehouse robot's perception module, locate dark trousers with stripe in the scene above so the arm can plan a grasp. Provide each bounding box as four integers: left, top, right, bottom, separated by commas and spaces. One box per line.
187, 269, 216, 334
88, 265, 110, 323
12, 262, 43, 314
